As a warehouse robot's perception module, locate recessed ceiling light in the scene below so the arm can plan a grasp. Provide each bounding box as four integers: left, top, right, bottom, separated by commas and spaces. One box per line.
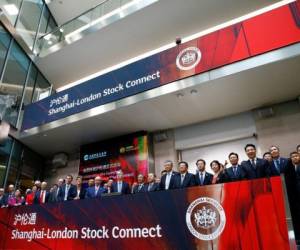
48, 40, 53, 45
3, 4, 19, 16
59, 28, 64, 32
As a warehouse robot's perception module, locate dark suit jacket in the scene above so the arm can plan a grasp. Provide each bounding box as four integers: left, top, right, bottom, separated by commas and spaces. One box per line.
132, 183, 146, 194
0, 195, 7, 207
159, 171, 180, 190
270, 157, 289, 176
34, 190, 50, 204
111, 181, 131, 194
195, 171, 213, 186
58, 184, 77, 201
224, 165, 244, 182
77, 187, 86, 199
85, 186, 107, 199
285, 162, 300, 198
284, 162, 300, 240
48, 191, 58, 203
176, 173, 196, 188
241, 158, 270, 180
144, 182, 160, 192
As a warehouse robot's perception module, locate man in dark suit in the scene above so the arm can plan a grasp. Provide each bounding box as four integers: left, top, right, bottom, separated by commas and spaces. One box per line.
74, 176, 86, 200
48, 184, 59, 203
285, 151, 300, 245
194, 159, 213, 186
144, 173, 159, 192
0, 188, 7, 207
176, 161, 196, 188
159, 160, 180, 190
241, 144, 271, 180
224, 152, 245, 182
132, 174, 146, 194
55, 178, 64, 201
111, 171, 131, 194
269, 145, 289, 176
85, 176, 106, 199
35, 182, 50, 204
58, 174, 77, 201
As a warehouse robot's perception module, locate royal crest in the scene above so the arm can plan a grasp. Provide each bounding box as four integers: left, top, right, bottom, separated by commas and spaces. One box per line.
194, 206, 217, 229
176, 47, 201, 71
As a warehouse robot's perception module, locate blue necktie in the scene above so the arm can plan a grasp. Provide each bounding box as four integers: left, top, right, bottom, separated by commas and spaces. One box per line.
200, 173, 204, 185
275, 159, 280, 173
233, 167, 237, 176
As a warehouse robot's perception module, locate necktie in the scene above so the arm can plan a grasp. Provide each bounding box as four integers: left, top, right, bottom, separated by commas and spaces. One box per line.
275, 159, 280, 173
138, 184, 142, 191
40, 191, 45, 203
200, 173, 204, 185
64, 185, 69, 201
181, 174, 185, 185
95, 186, 99, 196
233, 167, 237, 176
148, 183, 152, 191
118, 182, 122, 193
251, 160, 256, 169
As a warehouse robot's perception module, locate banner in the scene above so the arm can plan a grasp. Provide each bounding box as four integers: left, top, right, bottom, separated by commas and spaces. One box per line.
21, 1, 300, 130
79, 132, 149, 184
0, 177, 296, 250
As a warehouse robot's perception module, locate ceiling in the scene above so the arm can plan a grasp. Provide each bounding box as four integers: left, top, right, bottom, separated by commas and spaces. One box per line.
18, 51, 300, 157
37, 0, 280, 90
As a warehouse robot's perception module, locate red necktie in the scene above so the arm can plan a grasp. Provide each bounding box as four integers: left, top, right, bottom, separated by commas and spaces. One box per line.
40, 191, 45, 203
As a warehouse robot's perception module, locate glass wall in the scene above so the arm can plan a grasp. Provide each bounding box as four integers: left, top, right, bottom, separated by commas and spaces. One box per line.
0, 23, 52, 128
0, 0, 58, 53
15, 0, 44, 49
0, 136, 12, 186
0, 136, 45, 191
0, 25, 11, 76
0, 1, 51, 190
1, 40, 30, 126
0, 0, 22, 26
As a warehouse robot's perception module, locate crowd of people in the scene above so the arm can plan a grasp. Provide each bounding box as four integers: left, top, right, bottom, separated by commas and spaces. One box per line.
0, 143, 299, 205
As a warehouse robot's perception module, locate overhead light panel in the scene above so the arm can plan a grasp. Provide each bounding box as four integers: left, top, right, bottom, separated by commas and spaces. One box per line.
3, 4, 19, 16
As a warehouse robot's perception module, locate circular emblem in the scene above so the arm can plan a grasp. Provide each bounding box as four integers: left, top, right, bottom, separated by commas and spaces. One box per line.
119, 147, 126, 154
186, 197, 226, 241
83, 154, 89, 161
176, 47, 201, 71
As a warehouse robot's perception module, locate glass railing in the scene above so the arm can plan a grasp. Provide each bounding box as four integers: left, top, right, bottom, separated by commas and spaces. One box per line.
36, 0, 158, 56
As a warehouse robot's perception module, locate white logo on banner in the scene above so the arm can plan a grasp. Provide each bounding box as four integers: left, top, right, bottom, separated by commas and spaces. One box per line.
176, 47, 201, 70
186, 197, 225, 241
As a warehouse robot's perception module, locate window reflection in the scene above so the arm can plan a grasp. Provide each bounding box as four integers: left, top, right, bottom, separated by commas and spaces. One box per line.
15, 0, 43, 49
0, 0, 22, 26
1, 40, 30, 126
